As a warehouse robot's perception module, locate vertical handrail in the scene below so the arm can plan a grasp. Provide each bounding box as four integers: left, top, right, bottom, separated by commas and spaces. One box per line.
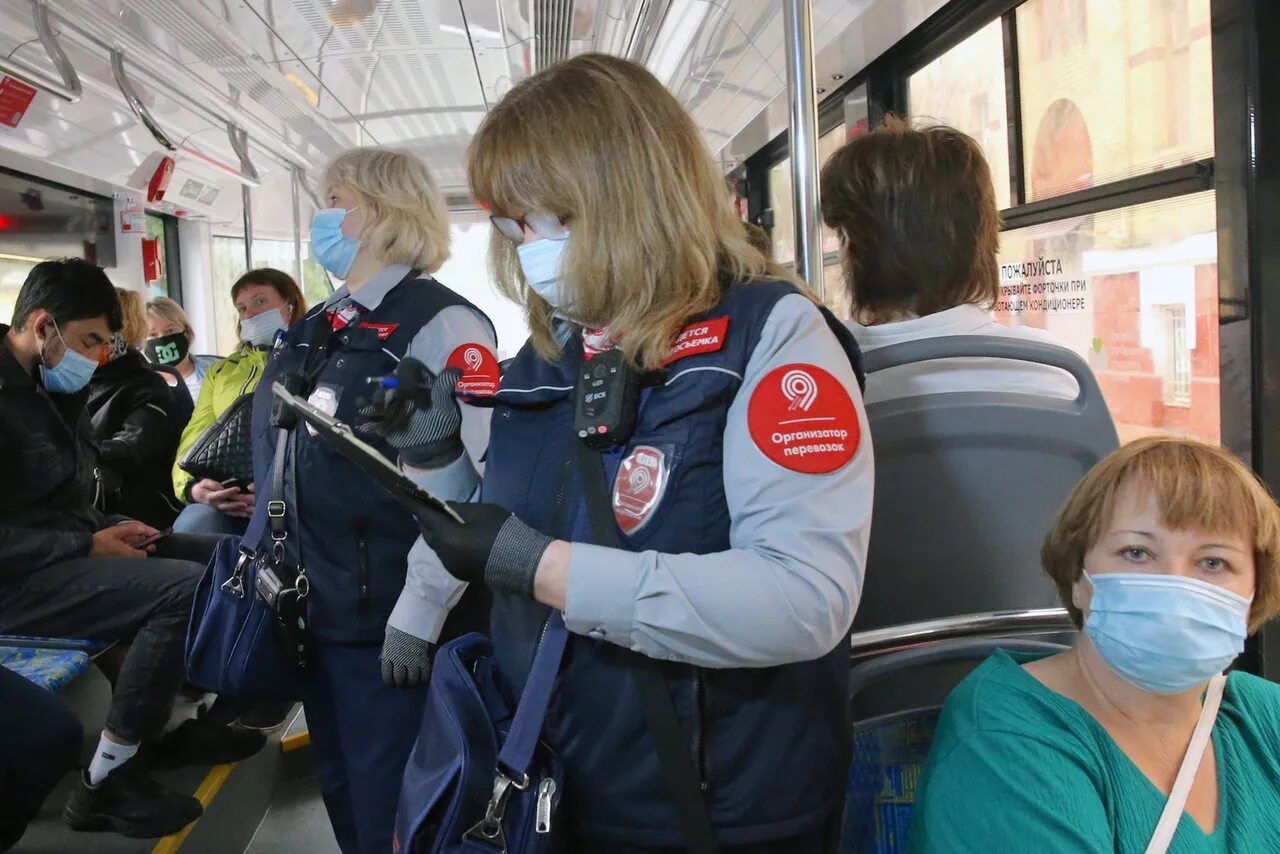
782, 0, 824, 297
291, 166, 303, 284
242, 184, 254, 272
0, 1, 81, 103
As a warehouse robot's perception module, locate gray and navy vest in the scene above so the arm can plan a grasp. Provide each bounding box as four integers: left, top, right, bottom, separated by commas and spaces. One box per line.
483, 280, 864, 846
251, 273, 493, 644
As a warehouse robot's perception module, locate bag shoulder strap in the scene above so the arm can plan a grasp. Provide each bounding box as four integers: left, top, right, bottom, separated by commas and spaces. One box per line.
574, 441, 720, 854
1143, 673, 1227, 854
240, 426, 289, 553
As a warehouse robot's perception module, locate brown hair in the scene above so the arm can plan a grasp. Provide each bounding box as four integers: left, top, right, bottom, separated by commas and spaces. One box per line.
819, 115, 1001, 325
467, 53, 794, 371
1042, 437, 1280, 633
230, 268, 308, 321
744, 222, 774, 260
114, 288, 147, 348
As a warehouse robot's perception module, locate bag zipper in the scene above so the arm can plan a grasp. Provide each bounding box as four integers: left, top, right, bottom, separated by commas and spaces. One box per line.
691, 665, 708, 791
535, 778, 556, 834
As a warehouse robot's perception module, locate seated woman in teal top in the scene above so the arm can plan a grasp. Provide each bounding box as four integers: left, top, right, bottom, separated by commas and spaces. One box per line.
910, 437, 1280, 853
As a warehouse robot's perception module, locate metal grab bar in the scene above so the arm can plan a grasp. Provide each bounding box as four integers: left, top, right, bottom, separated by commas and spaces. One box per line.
849, 608, 1076, 658
110, 48, 261, 188
0, 1, 81, 103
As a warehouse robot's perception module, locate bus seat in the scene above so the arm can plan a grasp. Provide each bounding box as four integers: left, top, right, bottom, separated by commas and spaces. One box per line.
840, 637, 1067, 854
153, 364, 195, 432
854, 336, 1119, 633
0, 636, 110, 692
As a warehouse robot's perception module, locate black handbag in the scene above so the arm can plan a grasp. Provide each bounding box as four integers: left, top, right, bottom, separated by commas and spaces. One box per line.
179, 392, 254, 485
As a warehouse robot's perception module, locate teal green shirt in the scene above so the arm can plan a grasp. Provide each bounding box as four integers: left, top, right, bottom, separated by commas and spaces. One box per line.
908, 651, 1280, 853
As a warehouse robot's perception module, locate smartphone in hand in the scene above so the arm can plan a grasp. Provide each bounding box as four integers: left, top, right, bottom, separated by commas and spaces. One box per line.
134, 527, 173, 548
221, 478, 246, 493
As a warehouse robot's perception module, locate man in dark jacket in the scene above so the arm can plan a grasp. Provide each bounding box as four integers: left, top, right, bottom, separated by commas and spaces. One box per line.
0, 260, 261, 839
88, 332, 182, 528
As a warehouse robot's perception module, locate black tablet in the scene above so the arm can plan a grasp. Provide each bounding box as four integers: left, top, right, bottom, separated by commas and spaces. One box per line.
270, 381, 465, 524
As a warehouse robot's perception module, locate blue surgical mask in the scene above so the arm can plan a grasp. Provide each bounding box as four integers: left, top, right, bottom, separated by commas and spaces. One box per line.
1082, 570, 1250, 694
240, 307, 290, 347
39, 319, 98, 394
517, 234, 574, 313
311, 206, 362, 278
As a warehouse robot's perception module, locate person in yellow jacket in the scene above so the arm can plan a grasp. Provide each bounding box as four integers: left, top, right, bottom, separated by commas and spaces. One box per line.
172, 268, 307, 536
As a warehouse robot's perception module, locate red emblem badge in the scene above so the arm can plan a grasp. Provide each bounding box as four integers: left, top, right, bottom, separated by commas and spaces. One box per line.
747, 363, 860, 474
357, 321, 399, 341
613, 445, 668, 535
446, 343, 501, 398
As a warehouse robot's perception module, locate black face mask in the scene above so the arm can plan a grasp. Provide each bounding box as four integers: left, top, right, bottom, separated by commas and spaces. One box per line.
144, 332, 190, 366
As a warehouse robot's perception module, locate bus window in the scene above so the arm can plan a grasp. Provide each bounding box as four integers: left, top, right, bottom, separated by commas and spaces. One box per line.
996, 191, 1218, 444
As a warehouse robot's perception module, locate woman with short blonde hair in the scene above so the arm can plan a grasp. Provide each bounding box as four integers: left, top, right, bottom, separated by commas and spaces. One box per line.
402, 53, 873, 853
246, 145, 495, 853
144, 296, 215, 402
911, 437, 1280, 852
114, 288, 147, 349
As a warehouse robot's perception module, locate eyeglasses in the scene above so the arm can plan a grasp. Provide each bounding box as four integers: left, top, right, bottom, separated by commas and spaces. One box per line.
489, 210, 568, 244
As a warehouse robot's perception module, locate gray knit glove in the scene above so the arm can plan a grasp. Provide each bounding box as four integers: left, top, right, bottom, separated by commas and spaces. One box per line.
380, 626, 435, 688
358, 360, 463, 468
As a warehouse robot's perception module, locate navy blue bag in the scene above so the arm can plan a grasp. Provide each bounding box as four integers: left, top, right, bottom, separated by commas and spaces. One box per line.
184, 427, 305, 701
393, 613, 568, 854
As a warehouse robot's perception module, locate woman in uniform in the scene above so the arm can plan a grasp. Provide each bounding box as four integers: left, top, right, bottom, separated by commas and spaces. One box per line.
248, 147, 493, 854
402, 53, 873, 854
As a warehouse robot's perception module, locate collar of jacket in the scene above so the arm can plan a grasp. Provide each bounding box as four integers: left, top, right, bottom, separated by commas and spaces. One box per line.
0, 323, 36, 391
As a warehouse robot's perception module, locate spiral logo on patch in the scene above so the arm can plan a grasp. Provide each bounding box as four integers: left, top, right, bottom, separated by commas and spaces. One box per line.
781, 369, 818, 411
627, 467, 652, 494
463, 347, 483, 372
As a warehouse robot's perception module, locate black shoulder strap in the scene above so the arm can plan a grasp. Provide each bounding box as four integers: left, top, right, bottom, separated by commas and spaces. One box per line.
573, 441, 720, 854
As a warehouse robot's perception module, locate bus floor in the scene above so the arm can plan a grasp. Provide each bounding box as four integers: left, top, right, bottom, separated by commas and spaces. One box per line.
15, 674, 339, 854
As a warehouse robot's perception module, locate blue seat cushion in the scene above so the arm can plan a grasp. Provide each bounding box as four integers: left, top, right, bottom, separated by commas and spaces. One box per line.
840, 708, 939, 854
0, 645, 92, 691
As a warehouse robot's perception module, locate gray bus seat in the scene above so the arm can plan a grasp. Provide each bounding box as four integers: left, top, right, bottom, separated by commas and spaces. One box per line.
854, 335, 1119, 632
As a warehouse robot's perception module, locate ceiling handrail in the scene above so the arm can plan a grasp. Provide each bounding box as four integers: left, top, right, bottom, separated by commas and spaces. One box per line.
110, 48, 261, 188
0, 1, 81, 103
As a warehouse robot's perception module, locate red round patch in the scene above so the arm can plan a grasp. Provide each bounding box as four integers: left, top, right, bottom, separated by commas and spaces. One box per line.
446, 343, 501, 398
747, 363, 860, 474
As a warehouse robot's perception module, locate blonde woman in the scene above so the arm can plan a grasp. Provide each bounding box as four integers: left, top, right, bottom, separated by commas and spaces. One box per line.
247, 146, 494, 853
145, 297, 215, 402
400, 54, 873, 853
86, 288, 182, 526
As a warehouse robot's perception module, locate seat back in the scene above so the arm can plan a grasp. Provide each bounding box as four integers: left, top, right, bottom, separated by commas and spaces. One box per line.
855, 336, 1119, 633
840, 637, 1068, 853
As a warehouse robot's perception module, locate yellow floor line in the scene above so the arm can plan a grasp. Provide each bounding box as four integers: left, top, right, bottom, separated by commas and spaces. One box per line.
281, 730, 310, 753
150, 763, 236, 854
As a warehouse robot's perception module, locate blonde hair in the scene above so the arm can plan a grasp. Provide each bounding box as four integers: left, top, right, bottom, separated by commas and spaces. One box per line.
115, 287, 147, 348
1042, 437, 1280, 633
145, 296, 194, 344
467, 53, 795, 371
323, 147, 450, 273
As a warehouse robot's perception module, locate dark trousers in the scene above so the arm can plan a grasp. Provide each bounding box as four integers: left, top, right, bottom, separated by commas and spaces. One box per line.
304, 641, 427, 854
0, 534, 219, 743
0, 665, 82, 851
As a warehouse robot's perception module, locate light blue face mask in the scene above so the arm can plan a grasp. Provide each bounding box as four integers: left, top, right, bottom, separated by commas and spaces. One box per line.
39, 319, 98, 394
240, 307, 290, 347
311, 206, 362, 279
517, 234, 574, 313
1082, 570, 1250, 694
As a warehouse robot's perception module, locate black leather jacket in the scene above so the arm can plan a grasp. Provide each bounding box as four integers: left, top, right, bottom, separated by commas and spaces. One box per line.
86, 349, 182, 528
0, 325, 105, 582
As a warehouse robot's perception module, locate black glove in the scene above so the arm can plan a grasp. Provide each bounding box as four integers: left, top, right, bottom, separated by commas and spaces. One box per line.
415, 501, 553, 597
358, 360, 464, 468
380, 626, 435, 688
